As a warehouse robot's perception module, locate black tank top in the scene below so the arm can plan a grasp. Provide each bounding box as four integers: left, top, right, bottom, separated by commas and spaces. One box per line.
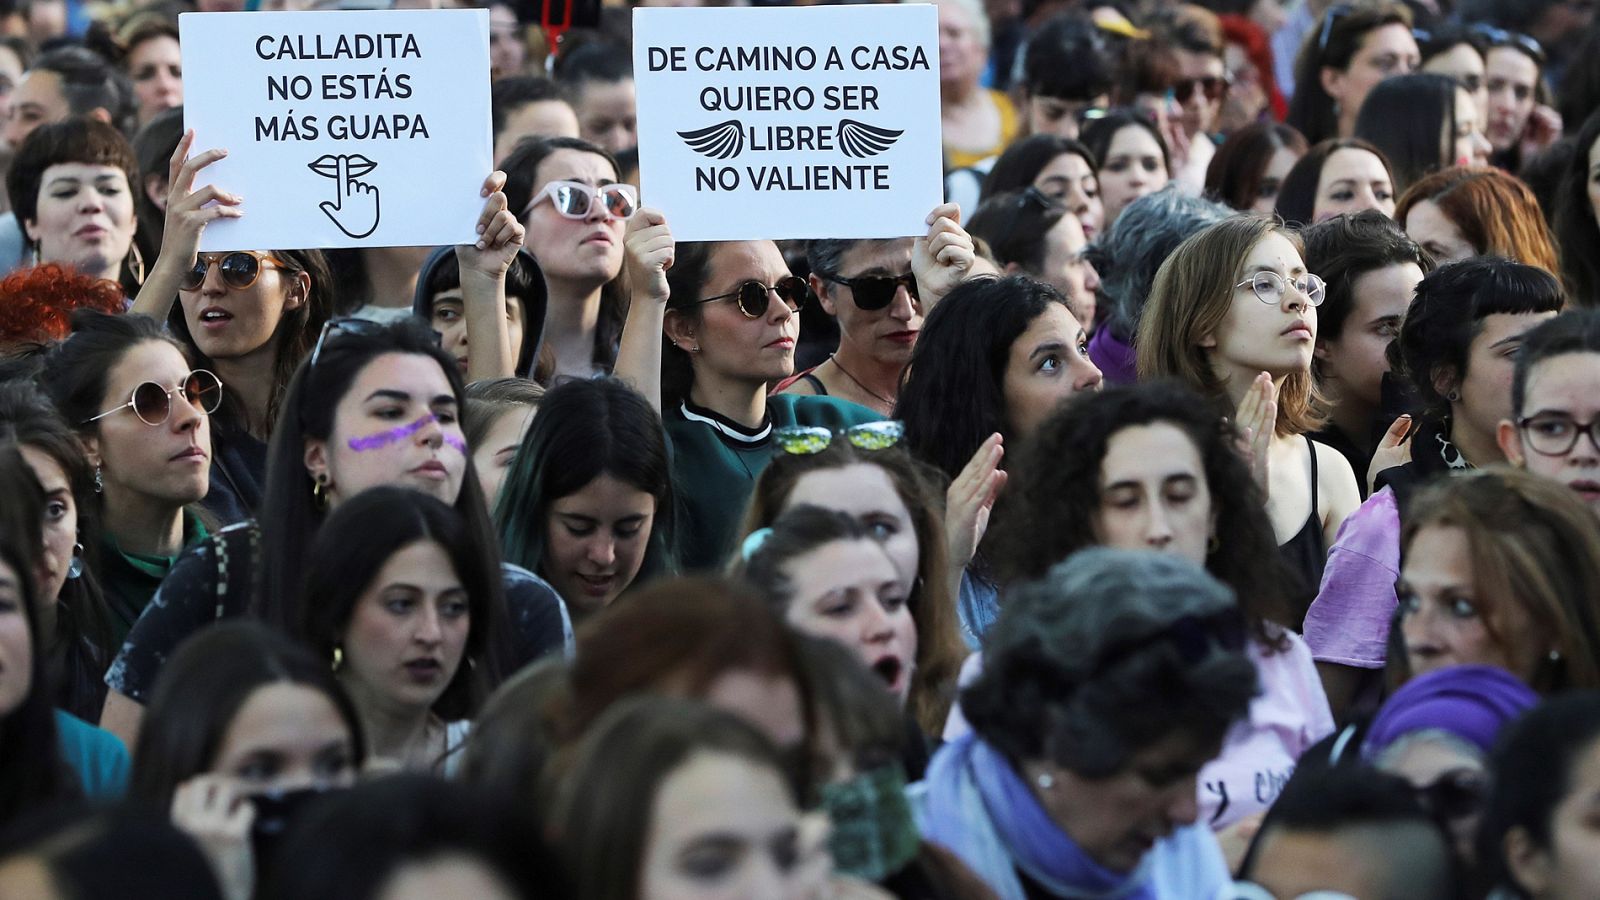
1277, 436, 1326, 628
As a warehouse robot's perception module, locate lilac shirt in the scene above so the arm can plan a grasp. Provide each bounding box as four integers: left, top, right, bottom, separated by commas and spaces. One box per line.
1302, 487, 1402, 669
1088, 327, 1138, 386
943, 630, 1335, 831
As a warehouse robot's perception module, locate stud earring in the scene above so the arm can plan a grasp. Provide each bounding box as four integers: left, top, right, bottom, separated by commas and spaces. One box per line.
1036, 773, 1055, 790
93, 466, 102, 493
1446, 390, 1461, 403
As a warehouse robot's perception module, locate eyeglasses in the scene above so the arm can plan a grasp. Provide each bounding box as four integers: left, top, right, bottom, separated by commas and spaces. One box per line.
1174, 76, 1228, 103
83, 369, 223, 426
525, 180, 638, 221
308, 317, 389, 370
1236, 270, 1326, 307
823, 271, 919, 311
180, 251, 287, 292
1517, 414, 1600, 456
773, 421, 905, 455
693, 275, 809, 319
1469, 23, 1545, 62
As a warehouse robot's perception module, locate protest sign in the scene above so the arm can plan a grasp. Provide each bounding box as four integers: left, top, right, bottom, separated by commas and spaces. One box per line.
632, 5, 942, 242
180, 9, 491, 251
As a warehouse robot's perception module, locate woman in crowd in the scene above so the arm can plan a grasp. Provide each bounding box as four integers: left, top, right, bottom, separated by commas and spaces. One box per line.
979, 134, 1103, 239
549, 696, 847, 900
1274, 137, 1398, 226
1482, 28, 1561, 173
931, 0, 1018, 170
1138, 216, 1362, 621
1286, 1, 1418, 145
990, 381, 1332, 838
1361, 664, 1537, 864
0, 263, 124, 350
1395, 166, 1559, 270
1553, 108, 1600, 305
1301, 210, 1432, 488
1356, 73, 1492, 194
1305, 258, 1563, 716
1480, 691, 1600, 898
966, 188, 1098, 328
615, 205, 976, 570
99, 318, 569, 749
896, 274, 1102, 640
1419, 25, 1488, 120
262, 775, 561, 900
1084, 191, 1233, 386
115, 14, 181, 130
502, 135, 630, 379
496, 377, 674, 619
462, 376, 542, 508
412, 245, 547, 383
920, 548, 1253, 898
1203, 121, 1309, 215
0, 382, 116, 721
39, 310, 214, 647
1079, 111, 1170, 229
129, 621, 363, 900
737, 429, 965, 732
292, 487, 506, 773
1498, 310, 1600, 517
5, 119, 141, 294
1393, 469, 1600, 692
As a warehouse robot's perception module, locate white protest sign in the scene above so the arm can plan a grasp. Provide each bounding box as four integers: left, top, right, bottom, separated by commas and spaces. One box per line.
179, 9, 491, 251
632, 5, 942, 242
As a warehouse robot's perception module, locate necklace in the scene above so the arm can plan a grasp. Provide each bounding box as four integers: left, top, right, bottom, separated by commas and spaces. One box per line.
829, 354, 895, 409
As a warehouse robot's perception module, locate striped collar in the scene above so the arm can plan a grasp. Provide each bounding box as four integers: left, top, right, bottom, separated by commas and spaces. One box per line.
679, 400, 772, 445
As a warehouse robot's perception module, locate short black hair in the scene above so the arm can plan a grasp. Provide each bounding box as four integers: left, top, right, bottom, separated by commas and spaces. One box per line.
28, 45, 134, 133
1300, 209, 1432, 342
491, 74, 567, 139
1511, 309, 1600, 417
552, 38, 632, 95
6, 117, 138, 228
1020, 13, 1114, 101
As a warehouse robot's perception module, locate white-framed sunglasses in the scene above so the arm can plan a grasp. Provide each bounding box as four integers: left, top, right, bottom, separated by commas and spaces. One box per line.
524, 180, 638, 221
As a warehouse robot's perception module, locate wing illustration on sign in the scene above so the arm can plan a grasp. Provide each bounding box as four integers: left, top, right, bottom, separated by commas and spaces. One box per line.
678, 120, 744, 159
309, 153, 381, 239
837, 120, 902, 158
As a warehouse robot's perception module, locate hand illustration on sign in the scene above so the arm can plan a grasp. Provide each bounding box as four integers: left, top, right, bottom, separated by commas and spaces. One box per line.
677, 119, 904, 160
309, 153, 381, 239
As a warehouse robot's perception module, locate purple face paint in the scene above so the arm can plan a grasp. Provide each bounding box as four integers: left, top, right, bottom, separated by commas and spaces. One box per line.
443, 432, 467, 454
345, 416, 444, 451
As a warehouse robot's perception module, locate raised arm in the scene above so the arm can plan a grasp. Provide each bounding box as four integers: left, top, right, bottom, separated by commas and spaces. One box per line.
130, 130, 242, 318
456, 170, 525, 383
911, 201, 991, 310
613, 207, 675, 413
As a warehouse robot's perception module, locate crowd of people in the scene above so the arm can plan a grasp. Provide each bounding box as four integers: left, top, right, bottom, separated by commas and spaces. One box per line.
5, 0, 1600, 897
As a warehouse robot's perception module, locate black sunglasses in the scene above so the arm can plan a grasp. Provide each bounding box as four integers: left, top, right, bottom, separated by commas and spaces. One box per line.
1174, 76, 1228, 103
823, 271, 919, 311
693, 275, 809, 319
308, 317, 389, 370
181, 251, 287, 292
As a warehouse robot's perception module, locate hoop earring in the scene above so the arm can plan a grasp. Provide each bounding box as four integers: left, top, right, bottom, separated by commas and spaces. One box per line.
67, 542, 84, 579
312, 473, 330, 509
127, 242, 146, 286
1446, 390, 1461, 403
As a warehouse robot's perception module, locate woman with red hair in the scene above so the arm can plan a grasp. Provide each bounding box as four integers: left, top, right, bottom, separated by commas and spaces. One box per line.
1219, 13, 1288, 131
0, 264, 124, 352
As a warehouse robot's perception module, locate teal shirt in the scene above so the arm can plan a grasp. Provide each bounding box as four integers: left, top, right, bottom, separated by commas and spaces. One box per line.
666, 394, 883, 571
55, 710, 130, 800
99, 509, 210, 647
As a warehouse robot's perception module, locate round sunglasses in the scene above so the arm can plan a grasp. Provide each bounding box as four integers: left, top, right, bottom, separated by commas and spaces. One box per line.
526, 180, 639, 221
83, 369, 224, 427
693, 275, 809, 319
182, 251, 287, 292
823, 271, 919, 311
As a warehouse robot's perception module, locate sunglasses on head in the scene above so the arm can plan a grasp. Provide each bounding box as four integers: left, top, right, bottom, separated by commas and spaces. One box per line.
1317, 3, 1353, 52
1174, 76, 1228, 103
83, 369, 223, 427
823, 270, 919, 311
308, 317, 390, 370
1469, 24, 1546, 62
181, 251, 286, 292
526, 180, 639, 221
774, 421, 905, 455
692, 275, 809, 319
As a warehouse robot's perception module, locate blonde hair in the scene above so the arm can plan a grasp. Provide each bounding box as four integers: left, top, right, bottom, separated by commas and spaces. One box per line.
1136, 216, 1326, 436
1401, 468, 1600, 692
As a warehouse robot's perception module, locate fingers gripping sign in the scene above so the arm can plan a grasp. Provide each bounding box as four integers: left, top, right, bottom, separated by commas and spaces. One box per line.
309, 153, 381, 239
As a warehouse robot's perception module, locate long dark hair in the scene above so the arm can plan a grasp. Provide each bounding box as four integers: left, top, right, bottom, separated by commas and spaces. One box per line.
991, 381, 1295, 646
495, 377, 675, 596
895, 275, 1069, 483
502, 135, 626, 373
1286, 1, 1414, 145
253, 319, 511, 693
0, 383, 115, 720
1354, 73, 1459, 195
128, 620, 366, 807
0, 491, 80, 827
167, 249, 335, 437
1205, 121, 1309, 211
980, 134, 1098, 201
1275, 137, 1396, 227
297, 486, 507, 721
660, 240, 719, 409
1080, 110, 1172, 180
38, 309, 182, 434
1556, 108, 1600, 308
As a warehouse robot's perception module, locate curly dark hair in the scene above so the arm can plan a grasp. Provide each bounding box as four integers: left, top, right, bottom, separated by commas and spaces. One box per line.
992, 380, 1294, 646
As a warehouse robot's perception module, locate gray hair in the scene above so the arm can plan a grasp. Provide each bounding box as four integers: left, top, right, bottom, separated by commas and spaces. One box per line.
1087, 188, 1235, 342
912, 0, 990, 49
962, 547, 1257, 777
